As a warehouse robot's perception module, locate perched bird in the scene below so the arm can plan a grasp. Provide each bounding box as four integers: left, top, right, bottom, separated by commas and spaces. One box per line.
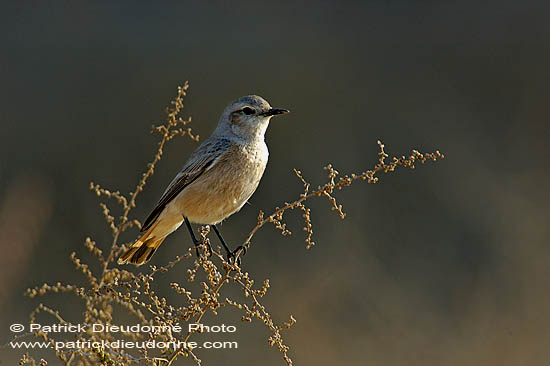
118, 95, 289, 265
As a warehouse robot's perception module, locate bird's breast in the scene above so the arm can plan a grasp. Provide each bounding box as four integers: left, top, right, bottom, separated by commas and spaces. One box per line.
174, 141, 268, 224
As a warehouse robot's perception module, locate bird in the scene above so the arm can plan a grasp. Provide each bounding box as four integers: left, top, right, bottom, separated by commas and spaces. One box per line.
118, 95, 289, 266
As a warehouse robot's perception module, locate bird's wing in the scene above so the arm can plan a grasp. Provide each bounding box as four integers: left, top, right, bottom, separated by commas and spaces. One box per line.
140, 138, 231, 232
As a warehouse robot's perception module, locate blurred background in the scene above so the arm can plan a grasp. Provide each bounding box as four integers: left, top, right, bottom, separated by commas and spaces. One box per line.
1, 1, 549, 365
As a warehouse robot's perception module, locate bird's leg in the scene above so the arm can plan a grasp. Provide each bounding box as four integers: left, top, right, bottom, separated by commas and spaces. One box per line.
211, 225, 231, 255
183, 216, 211, 257
212, 225, 247, 265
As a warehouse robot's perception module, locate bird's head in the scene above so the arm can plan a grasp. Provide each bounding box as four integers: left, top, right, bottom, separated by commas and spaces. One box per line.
217, 95, 289, 140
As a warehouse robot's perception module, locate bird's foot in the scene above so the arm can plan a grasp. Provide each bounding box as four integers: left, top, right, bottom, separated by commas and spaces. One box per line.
194, 240, 213, 259
227, 245, 247, 266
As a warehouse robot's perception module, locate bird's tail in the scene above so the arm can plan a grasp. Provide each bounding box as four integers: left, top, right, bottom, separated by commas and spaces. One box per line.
117, 223, 165, 266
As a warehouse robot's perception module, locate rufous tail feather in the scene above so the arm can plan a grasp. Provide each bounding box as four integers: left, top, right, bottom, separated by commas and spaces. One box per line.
117, 222, 165, 266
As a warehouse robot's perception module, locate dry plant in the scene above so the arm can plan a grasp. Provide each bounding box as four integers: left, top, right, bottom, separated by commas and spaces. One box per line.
10, 83, 444, 365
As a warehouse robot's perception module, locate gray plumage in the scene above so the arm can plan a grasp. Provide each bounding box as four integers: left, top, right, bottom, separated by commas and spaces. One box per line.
118, 95, 289, 265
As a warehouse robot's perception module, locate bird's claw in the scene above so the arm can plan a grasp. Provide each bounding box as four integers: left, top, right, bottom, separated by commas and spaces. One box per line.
195, 241, 213, 259
227, 245, 247, 266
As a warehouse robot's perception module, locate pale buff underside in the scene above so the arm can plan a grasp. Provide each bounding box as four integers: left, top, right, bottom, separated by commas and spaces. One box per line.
148, 143, 268, 241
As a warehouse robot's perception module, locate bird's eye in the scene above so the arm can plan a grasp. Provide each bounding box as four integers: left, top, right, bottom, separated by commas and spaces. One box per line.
242, 107, 255, 115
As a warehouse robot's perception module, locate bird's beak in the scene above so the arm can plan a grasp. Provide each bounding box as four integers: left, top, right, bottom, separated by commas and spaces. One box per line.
262, 108, 290, 117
